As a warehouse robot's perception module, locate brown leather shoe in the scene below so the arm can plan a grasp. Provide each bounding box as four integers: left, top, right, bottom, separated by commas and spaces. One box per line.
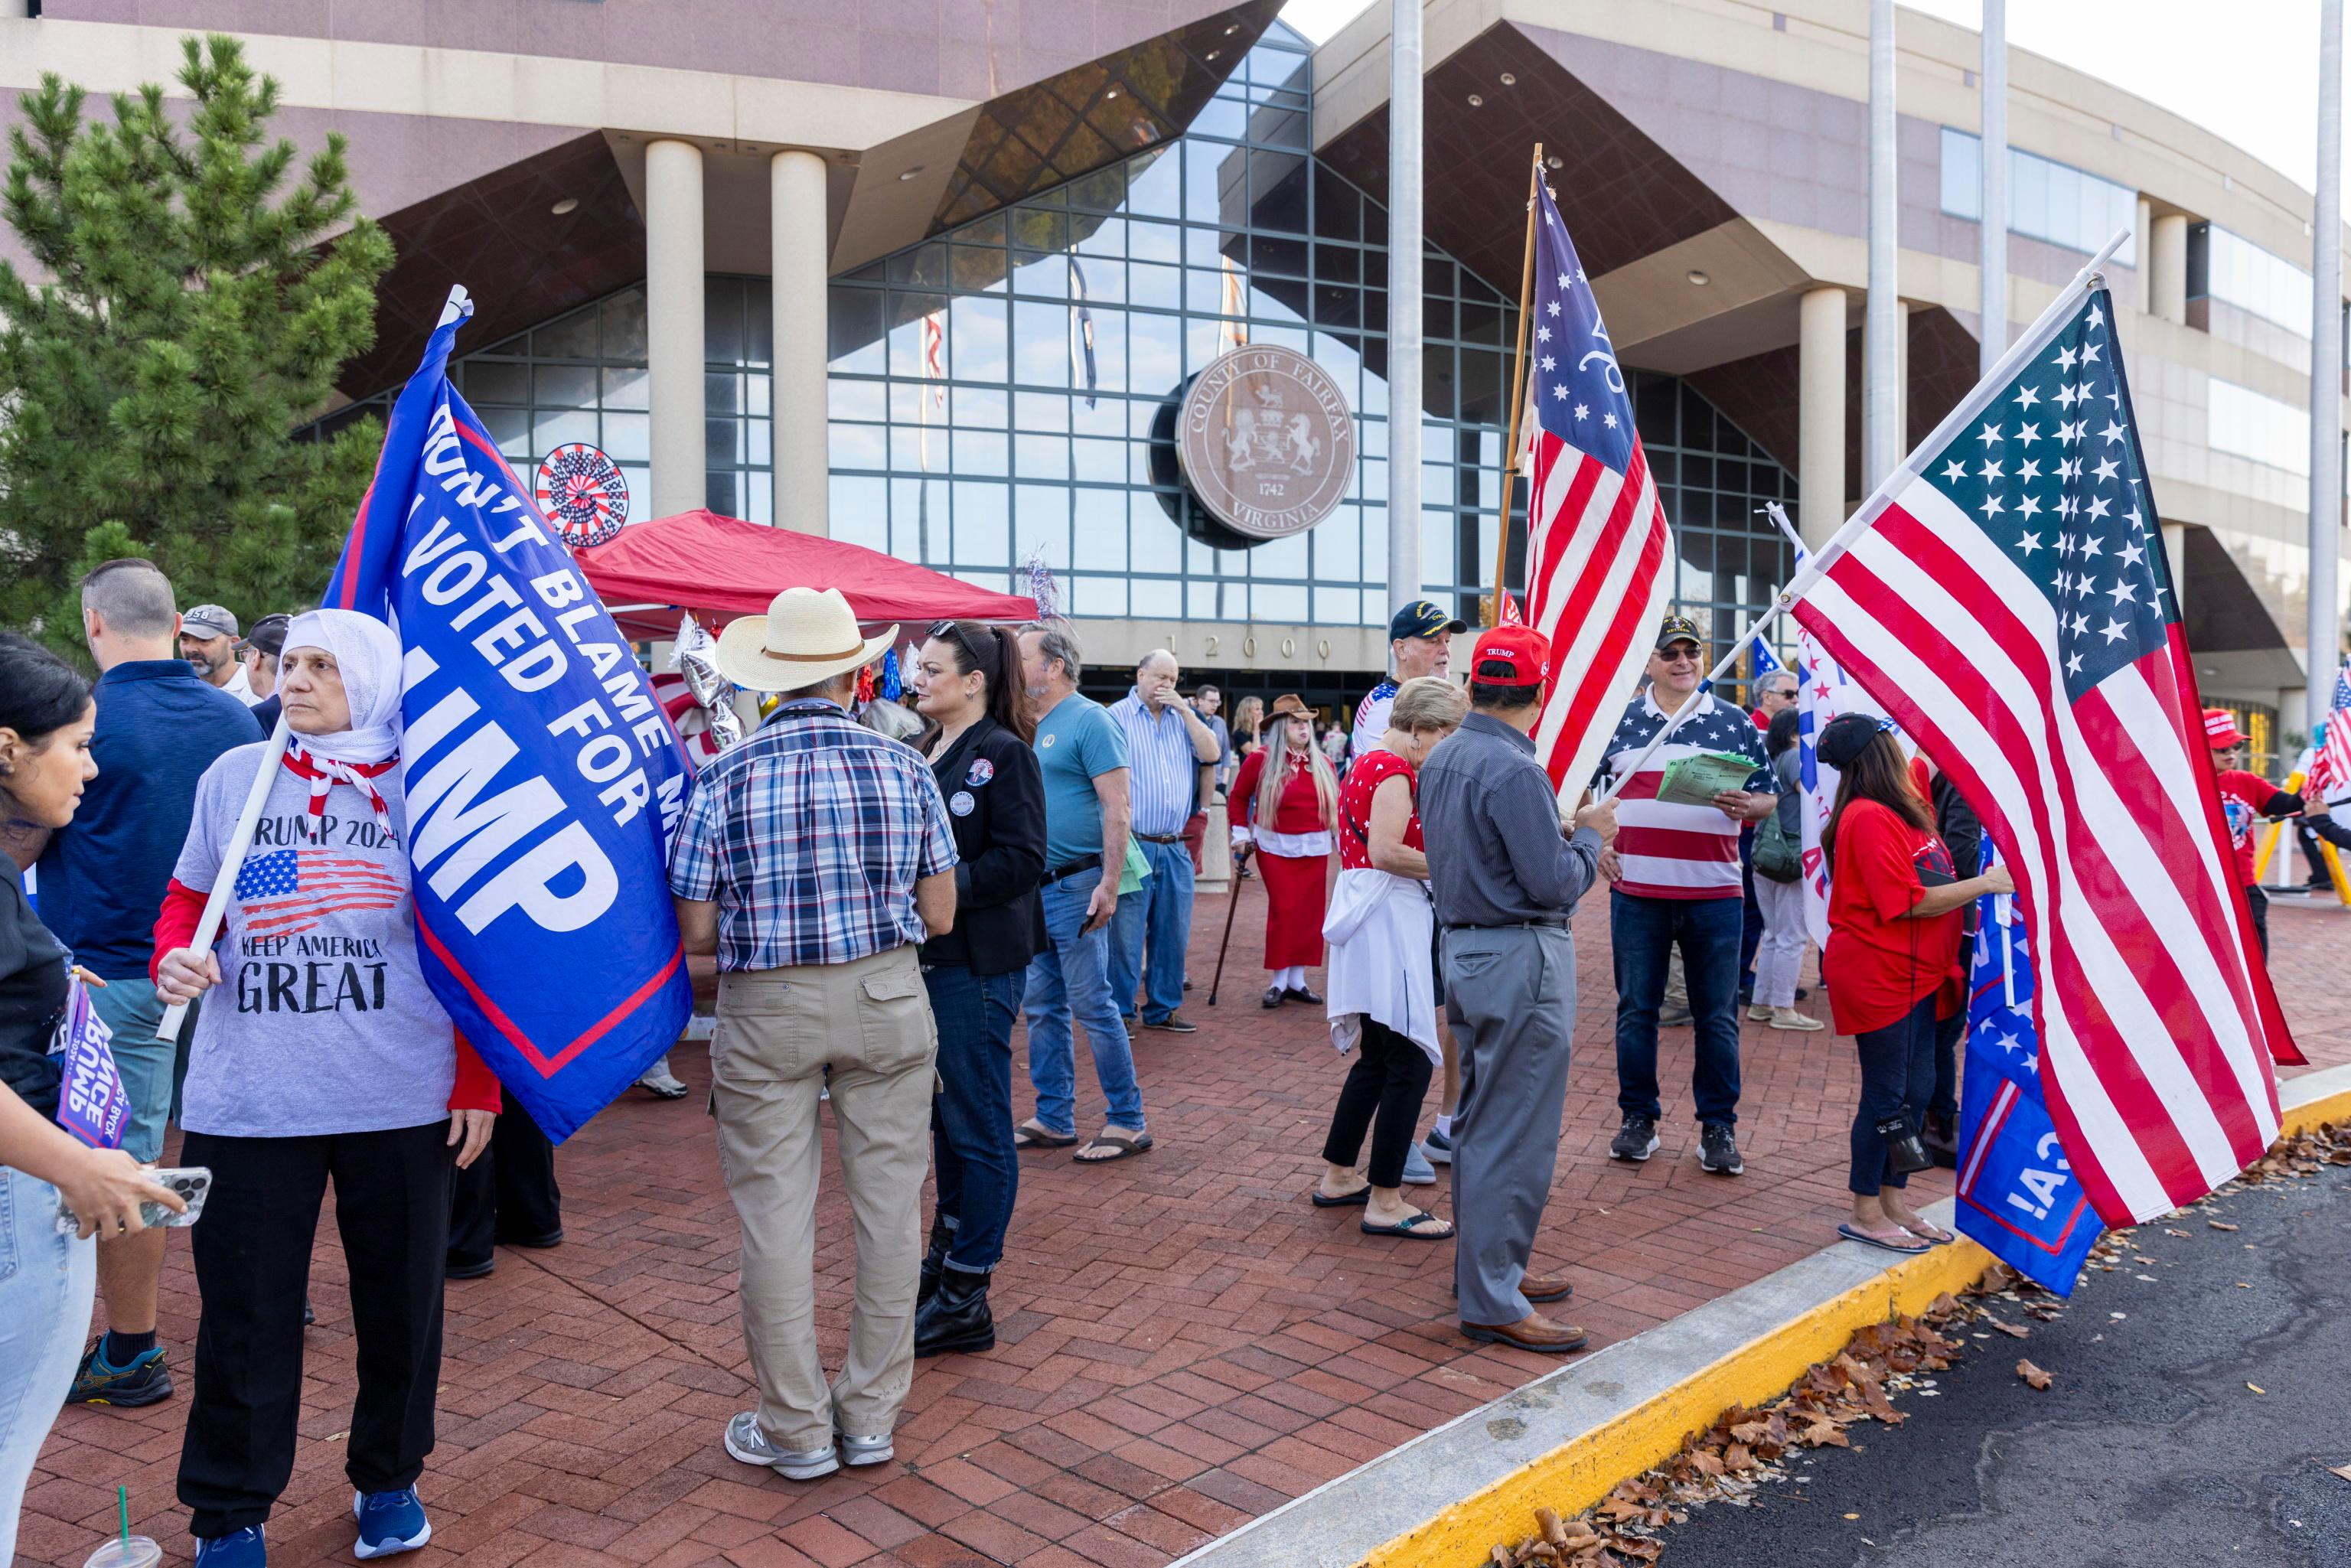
1521, 1274, 1574, 1304
1460, 1314, 1590, 1354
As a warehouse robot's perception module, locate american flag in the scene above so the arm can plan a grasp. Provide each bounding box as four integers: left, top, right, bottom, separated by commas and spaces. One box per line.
2307, 658, 2351, 797
234, 847, 406, 939
1519, 178, 1674, 797
1791, 285, 2299, 1226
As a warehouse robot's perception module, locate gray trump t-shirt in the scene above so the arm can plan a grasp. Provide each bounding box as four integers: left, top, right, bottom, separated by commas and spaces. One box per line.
172, 743, 457, 1138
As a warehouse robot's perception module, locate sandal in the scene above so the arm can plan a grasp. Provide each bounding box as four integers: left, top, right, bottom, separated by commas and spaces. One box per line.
1361, 1210, 1454, 1240
1074, 1130, 1154, 1163
1014, 1120, 1078, 1149
1312, 1186, 1371, 1208
1896, 1219, 1956, 1245
1837, 1222, 1930, 1255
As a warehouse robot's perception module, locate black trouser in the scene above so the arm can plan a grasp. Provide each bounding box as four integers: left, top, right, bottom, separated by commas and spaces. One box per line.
178, 1123, 454, 1538
447, 1088, 562, 1270
2244, 883, 2269, 959
1850, 996, 1935, 1197
1321, 1018, 1436, 1188
1929, 1006, 1965, 1121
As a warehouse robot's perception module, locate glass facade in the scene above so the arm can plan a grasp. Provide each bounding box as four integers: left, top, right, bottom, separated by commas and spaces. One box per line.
2189, 223, 2314, 338
320, 21, 1797, 664
1939, 129, 2139, 266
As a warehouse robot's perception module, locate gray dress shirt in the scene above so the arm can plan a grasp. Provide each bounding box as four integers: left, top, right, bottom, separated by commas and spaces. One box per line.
1418, 711, 1603, 927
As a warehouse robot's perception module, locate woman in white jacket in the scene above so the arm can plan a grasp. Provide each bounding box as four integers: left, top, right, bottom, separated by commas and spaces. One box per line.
1311, 677, 1468, 1239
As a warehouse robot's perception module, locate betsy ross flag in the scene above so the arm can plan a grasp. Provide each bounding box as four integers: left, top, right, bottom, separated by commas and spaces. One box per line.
326, 287, 693, 1142
2307, 659, 2351, 796
1791, 279, 2299, 1226
233, 848, 406, 938
1520, 178, 1674, 797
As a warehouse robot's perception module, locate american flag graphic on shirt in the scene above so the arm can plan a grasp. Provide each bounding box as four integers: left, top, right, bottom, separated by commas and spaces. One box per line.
233, 848, 406, 938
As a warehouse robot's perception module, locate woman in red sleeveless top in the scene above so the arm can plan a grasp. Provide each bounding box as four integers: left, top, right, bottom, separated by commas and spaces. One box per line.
1312, 677, 1468, 1239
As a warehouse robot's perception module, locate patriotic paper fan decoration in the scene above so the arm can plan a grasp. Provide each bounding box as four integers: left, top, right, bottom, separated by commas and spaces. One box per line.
536, 442, 631, 547
1026, 545, 1061, 621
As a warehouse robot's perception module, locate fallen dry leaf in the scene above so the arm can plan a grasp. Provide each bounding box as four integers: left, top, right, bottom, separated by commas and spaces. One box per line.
1725, 1442, 1756, 1472
1687, 1449, 1725, 1478
2247, 1383, 2266, 1395
2209, 1220, 2239, 1231
2017, 1360, 2054, 1390
2327, 1463, 2351, 1484
1535, 1508, 1567, 1547
1987, 1319, 2030, 1339
1802, 1420, 1853, 1448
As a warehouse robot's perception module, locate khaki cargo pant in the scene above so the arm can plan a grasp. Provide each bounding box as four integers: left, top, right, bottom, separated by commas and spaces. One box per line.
709, 943, 937, 1450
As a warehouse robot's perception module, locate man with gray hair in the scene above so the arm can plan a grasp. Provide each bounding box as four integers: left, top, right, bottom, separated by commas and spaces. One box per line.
1014, 621, 1151, 1163
40, 559, 261, 1409
1107, 650, 1219, 1032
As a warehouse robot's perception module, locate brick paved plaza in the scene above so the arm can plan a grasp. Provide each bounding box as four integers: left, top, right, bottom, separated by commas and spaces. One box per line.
23, 887, 2347, 1568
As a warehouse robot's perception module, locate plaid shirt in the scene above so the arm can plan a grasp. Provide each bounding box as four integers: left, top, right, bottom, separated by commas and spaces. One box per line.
668, 699, 958, 971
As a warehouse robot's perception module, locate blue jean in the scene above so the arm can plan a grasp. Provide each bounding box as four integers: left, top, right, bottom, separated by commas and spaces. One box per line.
1612, 891, 1744, 1127
1853, 996, 1938, 1195
924, 963, 1025, 1273
1022, 867, 1146, 1135
0, 1165, 97, 1564
1108, 837, 1195, 1023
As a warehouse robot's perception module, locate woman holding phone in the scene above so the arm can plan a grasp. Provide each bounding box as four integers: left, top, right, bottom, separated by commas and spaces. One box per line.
0, 634, 184, 1565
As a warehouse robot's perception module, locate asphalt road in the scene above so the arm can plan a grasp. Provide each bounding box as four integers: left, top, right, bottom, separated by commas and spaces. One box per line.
1659, 1164, 2351, 1568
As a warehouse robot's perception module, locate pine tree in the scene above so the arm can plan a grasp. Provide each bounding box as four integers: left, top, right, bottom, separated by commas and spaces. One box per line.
0, 33, 393, 655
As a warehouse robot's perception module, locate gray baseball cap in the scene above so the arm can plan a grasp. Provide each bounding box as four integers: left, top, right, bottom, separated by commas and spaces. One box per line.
181, 604, 238, 639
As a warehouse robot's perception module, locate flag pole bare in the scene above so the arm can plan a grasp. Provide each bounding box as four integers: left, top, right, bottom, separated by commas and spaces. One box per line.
1593, 225, 2131, 807
155, 712, 290, 1041
1486, 144, 1544, 627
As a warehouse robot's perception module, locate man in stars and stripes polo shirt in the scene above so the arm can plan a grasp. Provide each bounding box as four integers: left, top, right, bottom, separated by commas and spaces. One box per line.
1593, 615, 1775, 1178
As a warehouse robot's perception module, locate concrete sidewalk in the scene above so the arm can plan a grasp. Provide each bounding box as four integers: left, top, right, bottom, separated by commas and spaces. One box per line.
22, 888, 2346, 1567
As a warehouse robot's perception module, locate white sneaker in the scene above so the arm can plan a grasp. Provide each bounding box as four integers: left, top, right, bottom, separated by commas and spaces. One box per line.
1769, 1007, 1827, 1032
724, 1412, 838, 1480
1746, 1002, 1772, 1022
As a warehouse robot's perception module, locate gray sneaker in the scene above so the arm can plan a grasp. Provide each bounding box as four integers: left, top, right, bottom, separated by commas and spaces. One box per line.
836, 1429, 895, 1467
723, 1413, 837, 1480
1400, 1142, 1437, 1186
1423, 1126, 1455, 1165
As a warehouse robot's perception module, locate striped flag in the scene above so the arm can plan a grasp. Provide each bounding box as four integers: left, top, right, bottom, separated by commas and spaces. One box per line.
2307, 659, 2351, 797
1519, 178, 1674, 797
1789, 282, 2298, 1226
233, 848, 406, 939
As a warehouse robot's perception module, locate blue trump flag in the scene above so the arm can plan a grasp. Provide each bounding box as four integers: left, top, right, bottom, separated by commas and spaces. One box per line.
324, 288, 692, 1141
1952, 849, 2104, 1295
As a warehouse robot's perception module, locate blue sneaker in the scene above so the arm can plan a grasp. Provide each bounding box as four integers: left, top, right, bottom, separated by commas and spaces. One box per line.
67, 1340, 173, 1407
194, 1526, 266, 1567
352, 1488, 431, 1558
1423, 1126, 1455, 1166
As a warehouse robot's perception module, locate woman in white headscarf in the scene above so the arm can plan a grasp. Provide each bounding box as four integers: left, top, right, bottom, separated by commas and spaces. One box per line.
152, 608, 499, 1566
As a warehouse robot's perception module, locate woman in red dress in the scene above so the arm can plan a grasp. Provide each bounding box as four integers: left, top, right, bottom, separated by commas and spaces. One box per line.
1231, 694, 1338, 1008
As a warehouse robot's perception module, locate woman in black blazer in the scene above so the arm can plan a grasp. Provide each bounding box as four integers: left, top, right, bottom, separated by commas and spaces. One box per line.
909, 620, 1046, 1358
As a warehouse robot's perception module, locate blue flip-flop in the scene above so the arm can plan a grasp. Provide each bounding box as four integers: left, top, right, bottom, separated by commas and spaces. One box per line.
1362, 1210, 1454, 1240
1839, 1222, 1931, 1255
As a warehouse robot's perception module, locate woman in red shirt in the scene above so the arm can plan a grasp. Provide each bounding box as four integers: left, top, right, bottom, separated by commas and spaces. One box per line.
1313, 676, 1466, 1238
1231, 695, 1339, 1007
1816, 716, 2010, 1256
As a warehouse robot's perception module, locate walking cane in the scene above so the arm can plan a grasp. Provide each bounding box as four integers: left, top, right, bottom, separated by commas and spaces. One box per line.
1208, 844, 1252, 1006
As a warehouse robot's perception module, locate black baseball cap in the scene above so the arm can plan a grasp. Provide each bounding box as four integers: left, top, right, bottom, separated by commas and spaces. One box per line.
242, 613, 292, 658
1388, 599, 1468, 642
1654, 614, 1704, 652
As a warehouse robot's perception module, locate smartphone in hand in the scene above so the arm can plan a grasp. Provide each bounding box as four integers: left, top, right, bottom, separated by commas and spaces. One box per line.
55, 1165, 212, 1236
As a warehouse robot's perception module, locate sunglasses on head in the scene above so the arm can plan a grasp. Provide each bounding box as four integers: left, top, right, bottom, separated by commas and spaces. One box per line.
927, 620, 987, 661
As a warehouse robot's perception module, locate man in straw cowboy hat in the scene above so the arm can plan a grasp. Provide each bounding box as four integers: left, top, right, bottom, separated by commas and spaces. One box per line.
670, 587, 960, 1482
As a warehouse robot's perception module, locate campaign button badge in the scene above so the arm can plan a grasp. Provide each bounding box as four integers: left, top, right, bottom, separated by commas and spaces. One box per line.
966, 758, 995, 787
950, 791, 976, 817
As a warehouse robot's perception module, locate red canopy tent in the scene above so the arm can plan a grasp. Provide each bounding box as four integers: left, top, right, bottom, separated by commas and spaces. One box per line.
575, 508, 1037, 640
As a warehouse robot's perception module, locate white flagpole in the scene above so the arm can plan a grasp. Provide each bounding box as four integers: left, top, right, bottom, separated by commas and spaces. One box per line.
1593, 227, 2130, 807
155, 714, 289, 1042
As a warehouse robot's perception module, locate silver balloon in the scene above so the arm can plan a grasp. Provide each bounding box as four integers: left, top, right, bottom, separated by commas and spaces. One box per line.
671, 611, 744, 754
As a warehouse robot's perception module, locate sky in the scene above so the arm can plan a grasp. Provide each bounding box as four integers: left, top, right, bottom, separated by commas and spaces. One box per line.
1274, 0, 2335, 199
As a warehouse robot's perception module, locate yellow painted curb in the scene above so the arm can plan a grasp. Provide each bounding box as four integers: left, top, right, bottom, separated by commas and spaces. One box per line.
1359, 1084, 2347, 1568
1357, 1237, 1992, 1567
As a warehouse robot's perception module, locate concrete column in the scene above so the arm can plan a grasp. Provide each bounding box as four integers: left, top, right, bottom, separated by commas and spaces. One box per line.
771, 149, 831, 534
1798, 286, 1847, 552
2161, 520, 2187, 603
1864, 0, 1900, 488
1386, 0, 1424, 612
2150, 213, 2190, 325
1895, 300, 1911, 458
1978, 0, 2008, 377
2309, 0, 2343, 733
646, 138, 707, 519
2134, 197, 2154, 314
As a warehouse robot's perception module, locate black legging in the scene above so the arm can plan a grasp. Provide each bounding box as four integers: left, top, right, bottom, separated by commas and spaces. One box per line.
1321, 1018, 1435, 1188
1850, 995, 1936, 1197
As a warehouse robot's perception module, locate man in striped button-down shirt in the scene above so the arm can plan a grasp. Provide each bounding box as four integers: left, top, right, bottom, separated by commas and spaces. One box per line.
1107, 650, 1221, 1032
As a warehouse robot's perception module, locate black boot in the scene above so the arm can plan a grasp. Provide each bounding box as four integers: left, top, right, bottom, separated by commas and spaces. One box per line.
918, 1215, 952, 1306
915, 1268, 995, 1358
1924, 1110, 1959, 1169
